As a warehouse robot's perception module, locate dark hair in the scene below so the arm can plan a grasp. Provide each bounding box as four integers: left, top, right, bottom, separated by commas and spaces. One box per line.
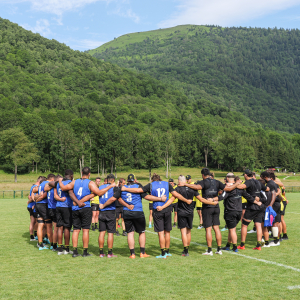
107, 174, 115, 182
269, 173, 275, 180
119, 178, 125, 183
260, 171, 270, 179
37, 176, 44, 182
40, 176, 47, 183
258, 178, 266, 185
210, 172, 215, 178
234, 176, 240, 182
201, 168, 210, 176
95, 177, 101, 180
65, 169, 73, 176
82, 167, 91, 176
47, 173, 55, 180
151, 173, 161, 181
55, 174, 63, 180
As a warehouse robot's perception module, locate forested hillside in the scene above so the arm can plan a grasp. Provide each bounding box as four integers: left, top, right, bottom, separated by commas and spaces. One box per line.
0, 18, 300, 175
90, 25, 300, 133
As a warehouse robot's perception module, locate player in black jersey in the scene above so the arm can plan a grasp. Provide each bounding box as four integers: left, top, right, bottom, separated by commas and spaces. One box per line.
228, 169, 268, 250
180, 168, 233, 255
159, 175, 217, 256
216, 174, 259, 252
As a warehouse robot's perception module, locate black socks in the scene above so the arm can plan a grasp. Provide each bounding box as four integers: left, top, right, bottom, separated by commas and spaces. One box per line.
140, 247, 145, 254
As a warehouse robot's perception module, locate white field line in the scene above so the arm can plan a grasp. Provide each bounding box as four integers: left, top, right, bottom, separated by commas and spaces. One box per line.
283, 176, 290, 180
287, 285, 300, 290
145, 230, 300, 273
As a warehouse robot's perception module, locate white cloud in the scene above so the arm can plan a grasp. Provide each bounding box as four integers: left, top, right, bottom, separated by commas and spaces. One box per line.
71, 39, 106, 50
109, 6, 140, 23
159, 0, 300, 28
21, 19, 52, 36
0, 0, 112, 16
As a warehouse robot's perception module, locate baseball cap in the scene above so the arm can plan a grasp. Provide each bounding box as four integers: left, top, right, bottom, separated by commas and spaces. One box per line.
186, 175, 192, 180
127, 174, 136, 182
168, 178, 174, 182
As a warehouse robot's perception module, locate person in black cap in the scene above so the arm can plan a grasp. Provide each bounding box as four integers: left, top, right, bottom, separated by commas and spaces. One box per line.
169, 179, 178, 228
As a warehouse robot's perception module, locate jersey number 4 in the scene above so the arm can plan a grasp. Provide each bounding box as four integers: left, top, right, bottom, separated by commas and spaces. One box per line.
77, 187, 83, 197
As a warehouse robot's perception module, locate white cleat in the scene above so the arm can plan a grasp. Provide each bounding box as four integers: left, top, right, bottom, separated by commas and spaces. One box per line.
261, 238, 265, 243
247, 230, 256, 234
63, 250, 73, 255
262, 244, 270, 248
215, 250, 223, 255
202, 251, 213, 256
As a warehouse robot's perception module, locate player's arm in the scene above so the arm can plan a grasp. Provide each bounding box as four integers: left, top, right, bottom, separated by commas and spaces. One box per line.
156, 196, 176, 211
90, 181, 116, 197
54, 188, 66, 202
144, 195, 167, 202
197, 195, 218, 206
116, 198, 134, 210
224, 182, 240, 191
179, 183, 202, 190
121, 186, 144, 193
268, 190, 276, 207
101, 196, 117, 209
276, 187, 281, 196
59, 178, 75, 191
44, 183, 53, 192
35, 192, 47, 203
48, 181, 57, 188
80, 194, 96, 203
171, 191, 191, 204
32, 186, 39, 193
68, 190, 85, 207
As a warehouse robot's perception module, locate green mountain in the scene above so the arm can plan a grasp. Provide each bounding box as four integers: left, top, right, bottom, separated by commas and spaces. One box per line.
0, 18, 299, 174
90, 25, 300, 133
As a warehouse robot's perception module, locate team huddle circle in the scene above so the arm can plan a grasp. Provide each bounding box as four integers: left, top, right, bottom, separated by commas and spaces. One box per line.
27, 167, 288, 258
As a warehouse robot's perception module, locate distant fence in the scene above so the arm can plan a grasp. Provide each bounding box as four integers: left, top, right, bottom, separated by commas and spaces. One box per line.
0, 190, 30, 199
1, 187, 300, 199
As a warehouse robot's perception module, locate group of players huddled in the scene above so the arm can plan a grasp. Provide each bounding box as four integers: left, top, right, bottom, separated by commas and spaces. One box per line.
26, 167, 289, 258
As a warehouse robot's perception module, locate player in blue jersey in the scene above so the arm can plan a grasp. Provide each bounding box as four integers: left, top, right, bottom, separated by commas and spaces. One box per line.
102, 174, 168, 258
27, 176, 45, 241
98, 174, 120, 258
59, 167, 116, 257
121, 173, 189, 259
32, 174, 55, 250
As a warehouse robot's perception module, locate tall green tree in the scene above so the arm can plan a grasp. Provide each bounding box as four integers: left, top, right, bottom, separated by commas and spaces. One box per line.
0, 128, 39, 182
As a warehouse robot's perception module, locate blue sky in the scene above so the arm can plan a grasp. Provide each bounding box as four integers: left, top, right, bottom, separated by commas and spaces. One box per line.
1, 0, 300, 51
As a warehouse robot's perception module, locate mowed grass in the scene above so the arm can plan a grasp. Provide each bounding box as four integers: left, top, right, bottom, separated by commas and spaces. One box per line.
1, 194, 300, 299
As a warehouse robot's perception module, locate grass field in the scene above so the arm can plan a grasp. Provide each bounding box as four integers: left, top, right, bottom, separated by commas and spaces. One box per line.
1, 193, 300, 299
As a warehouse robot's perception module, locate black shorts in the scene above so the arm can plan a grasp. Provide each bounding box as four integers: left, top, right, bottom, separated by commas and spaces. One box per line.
224, 210, 242, 229
243, 208, 264, 223
149, 203, 153, 210
36, 203, 50, 221
178, 214, 193, 229
72, 207, 92, 230
272, 202, 281, 223
202, 206, 220, 228
172, 203, 178, 212
153, 210, 172, 232
196, 207, 202, 211
99, 210, 116, 233
115, 207, 123, 219
242, 203, 247, 210
281, 202, 287, 216
124, 217, 146, 233
49, 208, 57, 223
91, 204, 99, 211
56, 207, 72, 228
27, 207, 37, 218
